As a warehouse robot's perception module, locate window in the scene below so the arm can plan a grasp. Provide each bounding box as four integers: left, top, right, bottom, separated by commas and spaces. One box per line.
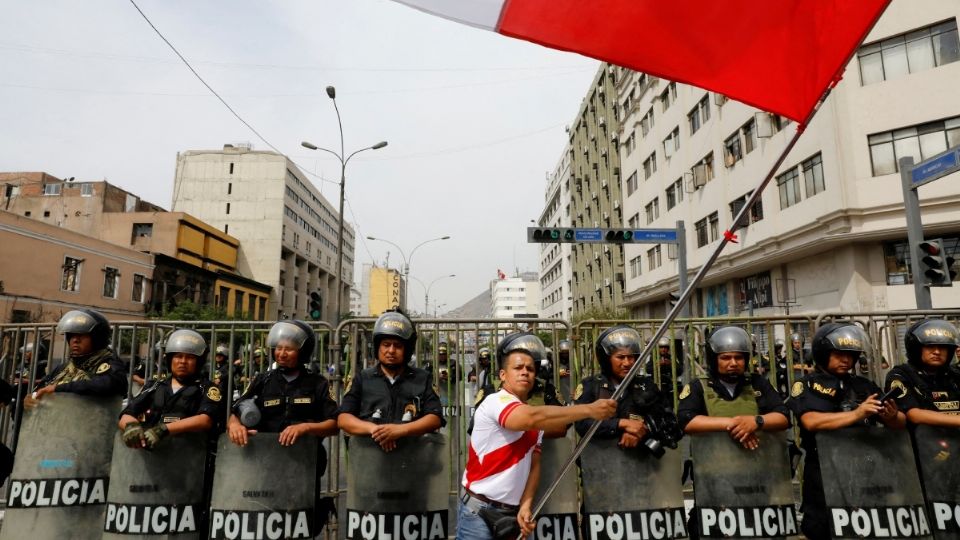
645, 198, 660, 224
629, 255, 642, 278
742, 119, 758, 154
777, 167, 802, 209
229, 163, 235, 174
642, 152, 657, 180
858, 19, 959, 85
659, 82, 677, 112
688, 95, 710, 135
624, 132, 636, 156
43, 183, 61, 196
61, 257, 81, 292
80, 183, 93, 197
132, 274, 145, 303
662, 127, 680, 158
729, 192, 764, 226
131, 223, 153, 241
628, 213, 640, 228
691, 152, 714, 187
723, 131, 743, 167
43, 210, 50, 217
708, 212, 720, 242
102, 267, 119, 299
802, 153, 826, 197
248, 295, 257, 319
881, 237, 959, 286
647, 245, 662, 271
695, 218, 709, 247
626, 172, 638, 196
869, 115, 960, 175
226, 202, 231, 215
234, 291, 245, 318
640, 108, 655, 136
258, 297, 267, 321
219, 286, 229, 311
227, 183, 232, 195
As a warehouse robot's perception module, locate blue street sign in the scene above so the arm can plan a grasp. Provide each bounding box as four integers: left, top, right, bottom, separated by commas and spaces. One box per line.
911, 147, 960, 188
574, 229, 603, 242
633, 229, 678, 243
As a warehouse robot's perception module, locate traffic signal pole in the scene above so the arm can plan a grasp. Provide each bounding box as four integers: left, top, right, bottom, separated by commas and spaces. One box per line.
900, 157, 932, 310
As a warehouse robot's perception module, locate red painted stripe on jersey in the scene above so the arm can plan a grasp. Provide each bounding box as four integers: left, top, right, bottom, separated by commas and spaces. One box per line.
465, 429, 539, 486
498, 401, 521, 427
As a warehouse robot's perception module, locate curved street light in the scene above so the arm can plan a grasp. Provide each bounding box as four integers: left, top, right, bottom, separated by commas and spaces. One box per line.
301, 86, 387, 324
409, 274, 456, 316
366, 235, 450, 311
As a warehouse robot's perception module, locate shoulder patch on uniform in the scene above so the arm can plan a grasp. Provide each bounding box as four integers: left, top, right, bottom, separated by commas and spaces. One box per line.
96, 363, 110, 374
474, 388, 486, 406
207, 386, 222, 402
343, 374, 353, 394
889, 379, 908, 398
573, 383, 584, 400
791, 381, 804, 398
678, 384, 691, 400
554, 388, 566, 405
811, 381, 837, 397
329, 386, 337, 401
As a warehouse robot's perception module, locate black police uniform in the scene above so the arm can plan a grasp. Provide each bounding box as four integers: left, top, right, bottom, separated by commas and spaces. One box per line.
886, 363, 960, 417
339, 365, 444, 426
233, 369, 338, 432
121, 374, 225, 427
648, 359, 683, 403
0, 380, 16, 484
40, 348, 128, 396
786, 371, 883, 539
676, 374, 787, 430
573, 373, 672, 438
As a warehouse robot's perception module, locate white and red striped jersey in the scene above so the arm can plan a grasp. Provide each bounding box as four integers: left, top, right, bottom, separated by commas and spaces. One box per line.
462, 389, 543, 506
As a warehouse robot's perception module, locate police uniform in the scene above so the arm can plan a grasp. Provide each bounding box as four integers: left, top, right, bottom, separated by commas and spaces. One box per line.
339, 365, 443, 426
573, 373, 668, 438
787, 370, 883, 539
121, 374, 225, 427
40, 348, 128, 396
886, 363, 960, 417
677, 373, 787, 430
233, 369, 338, 432
647, 360, 683, 403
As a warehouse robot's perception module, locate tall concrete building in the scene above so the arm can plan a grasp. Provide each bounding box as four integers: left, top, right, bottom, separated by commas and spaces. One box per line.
536, 151, 574, 320
172, 145, 355, 322
612, 1, 960, 320
567, 66, 625, 317
359, 263, 404, 317
490, 273, 541, 318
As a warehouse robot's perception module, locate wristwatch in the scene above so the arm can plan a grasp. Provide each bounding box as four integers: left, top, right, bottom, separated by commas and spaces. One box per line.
754, 415, 764, 430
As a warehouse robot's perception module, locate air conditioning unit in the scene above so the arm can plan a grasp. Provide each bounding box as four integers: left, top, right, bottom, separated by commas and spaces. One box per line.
589, 132, 596, 141
604, 278, 612, 287
595, 284, 602, 293
683, 172, 697, 193
603, 245, 610, 254
692, 164, 708, 188
592, 162, 599, 170
724, 151, 737, 167
591, 191, 598, 200
599, 117, 606, 127
564, 125, 570, 133
616, 272, 625, 282
600, 148, 608, 157
598, 86, 605, 96
613, 200, 620, 209
664, 143, 674, 158
714, 93, 728, 106
611, 133, 619, 143
601, 178, 608, 189
613, 167, 621, 176
755, 112, 775, 138
602, 212, 609, 221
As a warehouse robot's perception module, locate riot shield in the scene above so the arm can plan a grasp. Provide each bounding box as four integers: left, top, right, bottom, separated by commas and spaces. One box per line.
531, 433, 580, 540
102, 432, 208, 539
345, 433, 449, 540
1, 393, 121, 540
690, 431, 798, 539
208, 434, 318, 540
581, 437, 686, 540
913, 425, 960, 539
817, 426, 931, 539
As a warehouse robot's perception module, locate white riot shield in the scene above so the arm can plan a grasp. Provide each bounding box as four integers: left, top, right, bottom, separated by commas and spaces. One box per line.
581, 437, 687, 540
208, 434, 319, 540
345, 433, 449, 540
2, 394, 121, 540
691, 431, 798, 539
103, 432, 208, 539
531, 433, 580, 540
817, 426, 931, 539
913, 425, 960, 539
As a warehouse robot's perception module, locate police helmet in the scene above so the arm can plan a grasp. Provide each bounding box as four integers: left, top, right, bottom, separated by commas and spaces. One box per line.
215, 344, 229, 357
904, 319, 958, 366
438, 342, 448, 355
791, 333, 803, 347
56, 309, 111, 350
19, 340, 48, 358
774, 339, 785, 350
811, 322, 866, 368
164, 329, 208, 367
658, 337, 671, 348
595, 326, 642, 377
497, 332, 546, 369
478, 347, 491, 363
558, 340, 571, 353
705, 326, 751, 375
266, 320, 316, 366
373, 310, 417, 363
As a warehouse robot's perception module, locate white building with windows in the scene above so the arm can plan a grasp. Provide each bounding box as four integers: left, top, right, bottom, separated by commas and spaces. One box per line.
490, 273, 541, 318
614, 0, 960, 320
537, 152, 574, 320
172, 145, 355, 322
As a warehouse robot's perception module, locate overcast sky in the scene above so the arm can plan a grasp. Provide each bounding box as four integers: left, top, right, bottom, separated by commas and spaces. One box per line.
1, 0, 599, 314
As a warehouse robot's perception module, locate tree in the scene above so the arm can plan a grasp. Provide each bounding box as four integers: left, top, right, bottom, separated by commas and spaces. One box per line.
571, 306, 632, 326
148, 300, 231, 321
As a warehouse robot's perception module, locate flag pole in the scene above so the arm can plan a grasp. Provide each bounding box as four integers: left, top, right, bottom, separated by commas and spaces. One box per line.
528, 79, 841, 523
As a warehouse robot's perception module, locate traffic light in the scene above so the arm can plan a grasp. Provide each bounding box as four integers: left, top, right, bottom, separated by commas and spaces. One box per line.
605, 229, 634, 242
308, 291, 323, 320
529, 228, 575, 243
917, 239, 955, 287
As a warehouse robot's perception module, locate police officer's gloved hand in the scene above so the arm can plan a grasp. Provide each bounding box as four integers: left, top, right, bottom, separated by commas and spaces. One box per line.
122, 422, 144, 448
142, 423, 169, 449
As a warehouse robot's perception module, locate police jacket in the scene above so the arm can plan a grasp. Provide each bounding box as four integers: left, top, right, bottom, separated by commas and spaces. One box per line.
786, 370, 883, 455
121, 375, 224, 427
573, 373, 670, 438
41, 348, 128, 397
233, 369, 338, 432
339, 364, 444, 426
886, 363, 960, 416
677, 374, 788, 430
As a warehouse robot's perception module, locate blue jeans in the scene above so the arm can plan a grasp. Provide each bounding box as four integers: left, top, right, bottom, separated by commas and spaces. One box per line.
456, 498, 493, 540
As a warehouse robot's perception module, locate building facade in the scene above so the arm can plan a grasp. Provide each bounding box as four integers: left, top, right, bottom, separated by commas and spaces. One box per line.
359, 263, 404, 317
537, 151, 574, 320
172, 145, 355, 322
490, 273, 541, 318
612, 1, 960, 321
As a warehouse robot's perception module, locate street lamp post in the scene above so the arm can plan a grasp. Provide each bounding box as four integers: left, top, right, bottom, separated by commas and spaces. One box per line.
302, 86, 387, 325
366, 235, 450, 311
410, 274, 455, 316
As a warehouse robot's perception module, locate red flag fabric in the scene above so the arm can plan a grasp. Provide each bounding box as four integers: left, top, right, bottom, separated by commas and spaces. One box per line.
498, 269, 506, 280
394, 0, 890, 124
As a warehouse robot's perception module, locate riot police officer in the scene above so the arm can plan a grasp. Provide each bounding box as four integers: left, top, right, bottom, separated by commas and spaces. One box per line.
476, 347, 493, 390
227, 320, 338, 447
575, 326, 681, 452
118, 329, 224, 449
338, 310, 443, 452
787, 322, 905, 539
648, 336, 683, 403
15, 340, 48, 385
677, 326, 789, 450
885, 319, 960, 426
25, 309, 128, 406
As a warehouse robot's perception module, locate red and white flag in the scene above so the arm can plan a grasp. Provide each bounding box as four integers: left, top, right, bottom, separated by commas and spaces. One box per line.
497, 269, 506, 280
392, 0, 889, 124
